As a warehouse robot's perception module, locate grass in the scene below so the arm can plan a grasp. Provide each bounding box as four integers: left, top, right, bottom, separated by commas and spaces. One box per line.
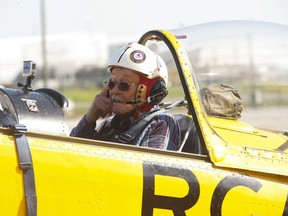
61, 86, 100, 117
61, 86, 101, 102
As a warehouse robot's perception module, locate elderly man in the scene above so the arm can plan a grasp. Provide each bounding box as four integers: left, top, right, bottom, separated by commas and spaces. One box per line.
70, 42, 181, 150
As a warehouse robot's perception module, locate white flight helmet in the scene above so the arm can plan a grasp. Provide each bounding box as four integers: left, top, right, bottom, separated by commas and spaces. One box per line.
107, 42, 168, 85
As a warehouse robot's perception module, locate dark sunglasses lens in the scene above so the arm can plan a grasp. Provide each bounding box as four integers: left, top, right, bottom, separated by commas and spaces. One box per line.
108, 81, 116, 89
118, 82, 130, 91
108, 81, 130, 91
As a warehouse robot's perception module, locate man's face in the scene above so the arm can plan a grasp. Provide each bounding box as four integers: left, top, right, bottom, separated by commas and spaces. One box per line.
109, 67, 140, 115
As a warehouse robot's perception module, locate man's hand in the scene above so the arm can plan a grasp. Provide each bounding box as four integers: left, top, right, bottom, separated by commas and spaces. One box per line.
85, 86, 112, 126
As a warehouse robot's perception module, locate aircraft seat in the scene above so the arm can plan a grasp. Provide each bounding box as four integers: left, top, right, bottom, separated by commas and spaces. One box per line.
174, 114, 207, 155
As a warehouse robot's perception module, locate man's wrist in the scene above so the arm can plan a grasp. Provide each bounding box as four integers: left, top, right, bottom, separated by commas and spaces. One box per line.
84, 114, 96, 128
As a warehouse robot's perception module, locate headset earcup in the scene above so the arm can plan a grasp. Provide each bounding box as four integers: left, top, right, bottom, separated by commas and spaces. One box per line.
149, 79, 168, 105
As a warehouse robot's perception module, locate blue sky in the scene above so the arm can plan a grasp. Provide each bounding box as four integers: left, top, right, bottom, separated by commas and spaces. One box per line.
1, 0, 288, 40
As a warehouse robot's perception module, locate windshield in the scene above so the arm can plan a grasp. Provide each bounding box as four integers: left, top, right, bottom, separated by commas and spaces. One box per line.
170, 20, 288, 131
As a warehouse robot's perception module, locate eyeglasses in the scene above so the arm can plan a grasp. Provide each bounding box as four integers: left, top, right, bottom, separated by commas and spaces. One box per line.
104, 80, 138, 91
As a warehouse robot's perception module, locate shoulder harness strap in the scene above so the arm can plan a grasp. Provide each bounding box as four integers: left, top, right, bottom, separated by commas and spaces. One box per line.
0, 110, 37, 216
117, 109, 166, 144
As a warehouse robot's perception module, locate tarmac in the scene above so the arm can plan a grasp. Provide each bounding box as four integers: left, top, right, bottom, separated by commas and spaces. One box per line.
241, 106, 288, 132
